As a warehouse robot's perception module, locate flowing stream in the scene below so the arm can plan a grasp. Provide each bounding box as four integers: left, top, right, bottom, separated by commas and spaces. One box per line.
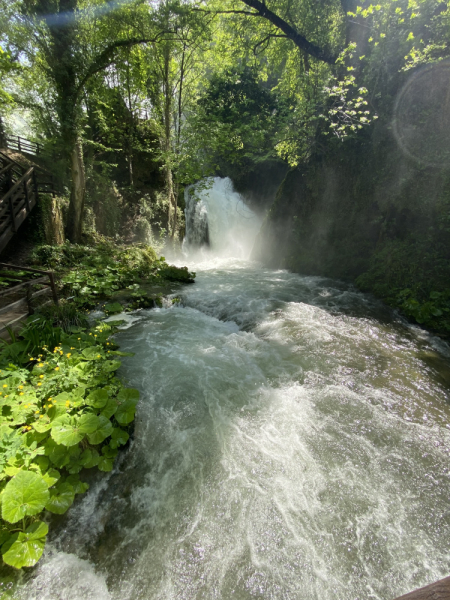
19, 178, 450, 600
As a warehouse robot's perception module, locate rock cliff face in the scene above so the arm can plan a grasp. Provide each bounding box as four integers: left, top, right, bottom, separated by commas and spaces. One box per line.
250, 119, 450, 331
253, 120, 450, 273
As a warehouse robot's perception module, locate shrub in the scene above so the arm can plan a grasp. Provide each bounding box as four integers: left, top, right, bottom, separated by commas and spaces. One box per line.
0, 321, 138, 569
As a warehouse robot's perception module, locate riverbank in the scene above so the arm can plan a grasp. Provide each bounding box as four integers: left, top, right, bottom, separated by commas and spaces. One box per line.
0, 238, 195, 575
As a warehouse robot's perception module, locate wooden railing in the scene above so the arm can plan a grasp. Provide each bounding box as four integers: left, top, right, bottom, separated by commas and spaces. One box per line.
0, 152, 39, 253
5, 135, 43, 156
0, 263, 58, 305
0, 151, 59, 253
0, 263, 58, 332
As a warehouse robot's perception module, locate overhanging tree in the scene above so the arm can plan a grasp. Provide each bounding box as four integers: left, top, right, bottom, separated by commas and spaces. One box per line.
7, 0, 176, 241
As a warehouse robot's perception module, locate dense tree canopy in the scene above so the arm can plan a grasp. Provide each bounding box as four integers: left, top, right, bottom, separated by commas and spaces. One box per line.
0, 0, 448, 242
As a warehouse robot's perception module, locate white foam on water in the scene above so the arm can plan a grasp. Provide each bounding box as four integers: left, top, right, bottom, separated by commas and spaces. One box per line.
184, 177, 262, 259
19, 551, 111, 600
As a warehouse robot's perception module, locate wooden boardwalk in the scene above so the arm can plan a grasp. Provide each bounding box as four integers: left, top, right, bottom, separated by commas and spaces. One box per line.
0, 141, 57, 254
394, 576, 450, 600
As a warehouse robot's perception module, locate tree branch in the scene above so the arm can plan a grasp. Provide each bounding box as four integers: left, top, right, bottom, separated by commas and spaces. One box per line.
76, 32, 173, 97
253, 33, 287, 55
239, 0, 336, 63
192, 8, 261, 16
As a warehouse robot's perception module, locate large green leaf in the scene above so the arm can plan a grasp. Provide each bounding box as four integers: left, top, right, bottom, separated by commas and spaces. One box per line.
51, 416, 85, 447
82, 346, 103, 360
66, 475, 89, 495
1, 471, 49, 524
115, 401, 138, 426
46, 439, 71, 468
50, 414, 98, 447
86, 389, 108, 409
87, 416, 113, 445
53, 392, 70, 403
1, 521, 48, 568
102, 360, 121, 373
45, 483, 75, 514
42, 468, 60, 487
47, 403, 66, 421
33, 416, 53, 433
103, 302, 123, 314
100, 397, 119, 419
98, 456, 114, 472
80, 448, 100, 469
115, 388, 139, 425
77, 413, 99, 434
110, 428, 129, 449
117, 388, 140, 403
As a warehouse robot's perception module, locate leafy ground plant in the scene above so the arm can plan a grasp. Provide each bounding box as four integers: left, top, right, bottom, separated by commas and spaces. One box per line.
32, 241, 195, 308
0, 321, 138, 569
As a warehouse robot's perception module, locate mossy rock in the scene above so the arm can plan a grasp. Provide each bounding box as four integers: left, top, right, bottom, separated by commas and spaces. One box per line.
158, 265, 195, 283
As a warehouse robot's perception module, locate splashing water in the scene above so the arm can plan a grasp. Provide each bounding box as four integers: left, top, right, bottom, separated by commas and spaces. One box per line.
16, 179, 450, 600
183, 177, 261, 259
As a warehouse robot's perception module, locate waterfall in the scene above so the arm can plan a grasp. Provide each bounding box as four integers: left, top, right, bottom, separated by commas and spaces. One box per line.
184, 177, 261, 258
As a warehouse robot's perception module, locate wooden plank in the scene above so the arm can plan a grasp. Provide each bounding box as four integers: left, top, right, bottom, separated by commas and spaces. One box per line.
0, 263, 52, 276
393, 576, 450, 600
0, 312, 28, 334
31, 287, 51, 299
0, 297, 27, 315
1, 168, 33, 204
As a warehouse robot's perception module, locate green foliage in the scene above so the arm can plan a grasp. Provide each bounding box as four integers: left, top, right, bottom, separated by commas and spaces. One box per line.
397, 289, 450, 330
0, 320, 139, 569
356, 239, 450, 333
321, 74, 377, 139
1, 521, 48, 569
32, 241, 194, 308
157, 265, 195, 283
1, 472, 49, 523
189, 67, 286, 171
103, 303, 123, 315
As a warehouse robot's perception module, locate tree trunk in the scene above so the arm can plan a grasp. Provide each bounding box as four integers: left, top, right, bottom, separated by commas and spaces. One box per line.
126, 54, 134, 187
163, 44, 177, 238
171, 44, 186, 241
66, 137, 86, 242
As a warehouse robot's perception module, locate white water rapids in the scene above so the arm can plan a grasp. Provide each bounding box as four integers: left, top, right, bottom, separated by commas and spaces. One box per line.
16, 178, 450, 600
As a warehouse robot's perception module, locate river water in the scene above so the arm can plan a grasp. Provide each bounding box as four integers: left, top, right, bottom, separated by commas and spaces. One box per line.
19, 178, 450, 600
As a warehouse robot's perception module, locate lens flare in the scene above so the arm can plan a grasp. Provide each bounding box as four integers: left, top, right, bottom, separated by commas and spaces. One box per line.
393, 59, 450, 168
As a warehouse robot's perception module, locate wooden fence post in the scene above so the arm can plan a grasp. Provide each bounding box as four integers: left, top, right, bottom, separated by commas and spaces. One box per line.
25, 283, 34, 315
48, 272, 59, 305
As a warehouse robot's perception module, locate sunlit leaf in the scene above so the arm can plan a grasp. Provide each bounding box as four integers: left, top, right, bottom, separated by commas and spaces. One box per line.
1, 471, 49, 523
45, 482, 75, 514
86, 388, 108, 408
1, 521, 48, 568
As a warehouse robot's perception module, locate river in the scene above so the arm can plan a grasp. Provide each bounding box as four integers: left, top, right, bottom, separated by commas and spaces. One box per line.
19, 178, 450, 600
